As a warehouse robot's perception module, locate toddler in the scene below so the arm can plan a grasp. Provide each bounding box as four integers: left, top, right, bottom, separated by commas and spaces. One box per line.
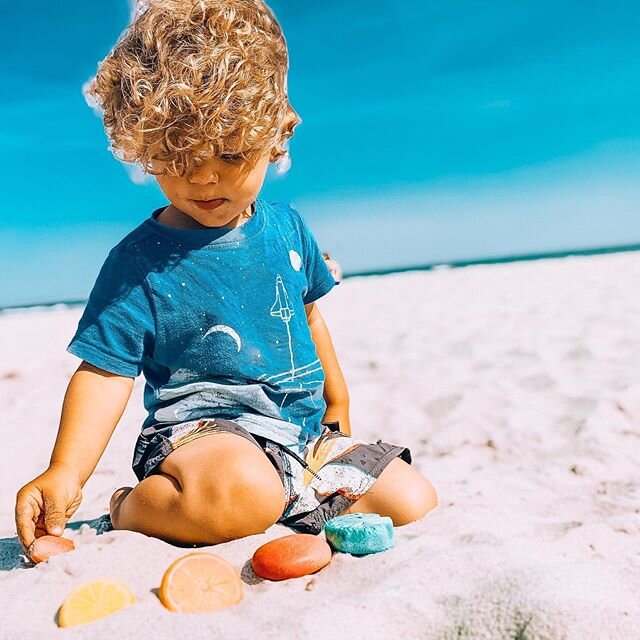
15, 0, 438, 550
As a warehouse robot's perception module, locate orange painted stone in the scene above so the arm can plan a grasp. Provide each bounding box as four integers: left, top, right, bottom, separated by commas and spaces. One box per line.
159, 552, 243, 613
251, 534, 332, 581
28, 535, 75, 564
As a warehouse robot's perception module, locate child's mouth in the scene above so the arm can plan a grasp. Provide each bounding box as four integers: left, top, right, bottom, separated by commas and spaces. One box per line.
192, 198, 226, 211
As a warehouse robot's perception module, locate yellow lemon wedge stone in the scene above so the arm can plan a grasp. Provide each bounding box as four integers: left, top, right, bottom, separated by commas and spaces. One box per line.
58, 579, 136, 627
159, 552, 243, 613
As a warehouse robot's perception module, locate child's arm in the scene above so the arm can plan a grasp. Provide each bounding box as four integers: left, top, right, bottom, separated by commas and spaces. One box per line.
15, 361, 134, 549
305, 302, 351, 435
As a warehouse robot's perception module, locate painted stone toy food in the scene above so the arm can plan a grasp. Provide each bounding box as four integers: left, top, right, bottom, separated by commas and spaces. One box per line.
159, 552, 243, 613
28, 534, 75, 564
324, 513, 395, 555
251, 533, 333, 580
58, 580, 136, 627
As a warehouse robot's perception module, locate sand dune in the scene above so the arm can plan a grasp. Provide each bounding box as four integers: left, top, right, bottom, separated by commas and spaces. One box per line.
1, 252, 639, 639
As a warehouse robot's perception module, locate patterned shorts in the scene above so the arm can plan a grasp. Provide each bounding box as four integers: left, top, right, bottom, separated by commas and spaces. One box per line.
132, 417, 412, 535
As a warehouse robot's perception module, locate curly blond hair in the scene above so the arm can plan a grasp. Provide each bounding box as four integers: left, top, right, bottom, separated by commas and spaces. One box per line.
84, 0, 300, 177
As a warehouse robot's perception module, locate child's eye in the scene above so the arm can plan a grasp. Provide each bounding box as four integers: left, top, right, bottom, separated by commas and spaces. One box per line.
220, 153, 243, 163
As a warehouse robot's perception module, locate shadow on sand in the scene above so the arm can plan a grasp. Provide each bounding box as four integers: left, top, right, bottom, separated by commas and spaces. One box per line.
0, 513, 114, 572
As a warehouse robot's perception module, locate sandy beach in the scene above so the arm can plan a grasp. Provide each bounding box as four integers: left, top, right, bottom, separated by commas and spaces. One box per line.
1, 251, 639, 639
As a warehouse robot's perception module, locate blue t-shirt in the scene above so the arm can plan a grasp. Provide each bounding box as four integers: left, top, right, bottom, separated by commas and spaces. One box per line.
66, 198, 337, 452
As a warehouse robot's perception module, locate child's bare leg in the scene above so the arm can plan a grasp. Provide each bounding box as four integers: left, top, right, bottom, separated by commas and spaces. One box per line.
109, 475, 208, 546
339, 458, 438, 526
110, 433, 286, 546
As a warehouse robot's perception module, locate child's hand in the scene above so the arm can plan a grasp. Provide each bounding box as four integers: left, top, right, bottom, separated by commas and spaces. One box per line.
15, 464, 83, 552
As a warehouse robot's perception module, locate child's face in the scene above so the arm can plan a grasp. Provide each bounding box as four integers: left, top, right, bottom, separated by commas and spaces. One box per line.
151, 149, 272, 227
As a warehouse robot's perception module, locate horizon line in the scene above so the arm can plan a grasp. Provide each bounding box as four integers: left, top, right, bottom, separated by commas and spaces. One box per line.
1, 242, 640, 314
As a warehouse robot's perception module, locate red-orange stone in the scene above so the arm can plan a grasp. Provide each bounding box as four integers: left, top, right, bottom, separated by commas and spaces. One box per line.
28, 535, 75, 564
251, 534, 332, 581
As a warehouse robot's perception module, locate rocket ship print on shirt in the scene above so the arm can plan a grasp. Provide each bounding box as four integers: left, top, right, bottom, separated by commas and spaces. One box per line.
270, 274, 296, 379
262, 274, 323, 406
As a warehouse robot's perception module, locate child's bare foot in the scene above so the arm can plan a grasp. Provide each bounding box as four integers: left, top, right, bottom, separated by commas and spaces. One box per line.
109, 487, 133, 527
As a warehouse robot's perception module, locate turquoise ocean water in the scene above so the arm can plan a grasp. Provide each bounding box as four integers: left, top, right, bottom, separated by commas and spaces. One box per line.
2, 1, 640, 307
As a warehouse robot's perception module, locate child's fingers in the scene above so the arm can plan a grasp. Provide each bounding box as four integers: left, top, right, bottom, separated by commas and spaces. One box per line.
43, 493, 68, 536
15, 492, 38, 551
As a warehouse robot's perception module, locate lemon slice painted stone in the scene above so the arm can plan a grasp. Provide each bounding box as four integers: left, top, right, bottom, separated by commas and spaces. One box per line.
159, 552, 243, 613
58, 579, 136, 627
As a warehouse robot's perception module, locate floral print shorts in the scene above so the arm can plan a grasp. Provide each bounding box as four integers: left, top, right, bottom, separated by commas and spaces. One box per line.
132, 417, 412, 535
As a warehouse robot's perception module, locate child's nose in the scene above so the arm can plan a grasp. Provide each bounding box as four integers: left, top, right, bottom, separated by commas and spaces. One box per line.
188, 168, 219, 186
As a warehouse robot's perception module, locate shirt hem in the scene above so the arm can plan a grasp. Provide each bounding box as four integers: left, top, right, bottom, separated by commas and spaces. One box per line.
66, 342, 140, 378
303, 275, 336, 304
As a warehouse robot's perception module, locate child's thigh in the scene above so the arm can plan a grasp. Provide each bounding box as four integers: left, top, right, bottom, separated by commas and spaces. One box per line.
157, 431, 286, 511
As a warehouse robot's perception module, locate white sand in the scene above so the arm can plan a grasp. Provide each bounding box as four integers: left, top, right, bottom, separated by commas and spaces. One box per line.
1, 252, 639, 639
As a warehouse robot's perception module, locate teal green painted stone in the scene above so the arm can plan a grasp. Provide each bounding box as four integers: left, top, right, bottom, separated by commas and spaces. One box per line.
323, 513, 395, 554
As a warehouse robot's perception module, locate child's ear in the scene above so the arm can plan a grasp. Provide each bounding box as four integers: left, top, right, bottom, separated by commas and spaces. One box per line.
269, 109, 301, 163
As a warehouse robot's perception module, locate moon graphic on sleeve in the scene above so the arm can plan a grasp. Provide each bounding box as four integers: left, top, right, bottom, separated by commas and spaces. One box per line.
289, 250, 302, 271
203, 325, 242, 351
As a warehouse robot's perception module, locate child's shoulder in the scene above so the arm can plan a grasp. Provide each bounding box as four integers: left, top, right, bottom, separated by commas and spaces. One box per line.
264, 199, 307, 231
104, 211, 165, 260
265, 199, 296, 217
263, 200, 321, 253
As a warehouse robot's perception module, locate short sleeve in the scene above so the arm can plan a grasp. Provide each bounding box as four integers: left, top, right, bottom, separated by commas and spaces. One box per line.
290, 206, 337, 304
66, 248, 156, 377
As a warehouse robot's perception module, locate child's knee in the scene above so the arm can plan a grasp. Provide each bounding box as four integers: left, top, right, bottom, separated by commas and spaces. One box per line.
223, 463, 286, 532
157, 432, 286, 537
405, 476, 439, 523
390, 470, 439, 526
182, 461, 286, 538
